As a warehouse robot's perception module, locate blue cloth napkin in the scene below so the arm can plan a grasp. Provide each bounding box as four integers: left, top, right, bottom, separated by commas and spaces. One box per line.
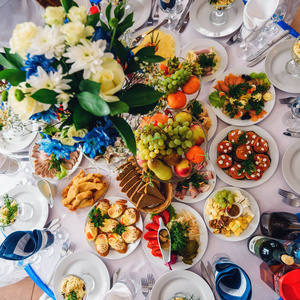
215, 262, 252, 300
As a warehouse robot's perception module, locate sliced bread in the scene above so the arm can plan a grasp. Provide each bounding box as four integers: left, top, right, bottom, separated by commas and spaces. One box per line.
121, 175, 141, 193
137, 182, 165, 201
136, 194, 164, 209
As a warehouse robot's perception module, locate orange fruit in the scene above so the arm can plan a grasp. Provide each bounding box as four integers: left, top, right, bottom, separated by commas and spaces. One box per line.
160, 63, 168, 74
140, 113, 169, 128
167, 90, 187, 109
182, 76, 201, 95
185, 145, 205, 163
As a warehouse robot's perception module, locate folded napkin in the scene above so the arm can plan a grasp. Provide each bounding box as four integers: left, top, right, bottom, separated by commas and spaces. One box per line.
215, 262, 252, 300
103, 282, 134, 300
0, 230, 44, 261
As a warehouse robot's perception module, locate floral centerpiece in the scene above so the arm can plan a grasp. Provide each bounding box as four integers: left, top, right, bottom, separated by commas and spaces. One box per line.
0, 0, 164, 177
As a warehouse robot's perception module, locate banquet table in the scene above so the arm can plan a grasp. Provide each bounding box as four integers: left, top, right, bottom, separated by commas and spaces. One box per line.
1, 0, 300, 299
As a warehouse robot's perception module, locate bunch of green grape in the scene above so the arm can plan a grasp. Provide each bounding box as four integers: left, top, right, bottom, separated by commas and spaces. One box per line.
134, 117, 195, 161
214, 190, 235, 210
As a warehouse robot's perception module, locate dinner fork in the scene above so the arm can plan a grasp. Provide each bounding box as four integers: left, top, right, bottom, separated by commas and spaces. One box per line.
147, 0, 156, 26
278, 188, 300, 200
141, 277, 149, 299
147, 273, 155, 292
226, 25, 242, 45
153, 0, 160, 22
282, 197, 300, 208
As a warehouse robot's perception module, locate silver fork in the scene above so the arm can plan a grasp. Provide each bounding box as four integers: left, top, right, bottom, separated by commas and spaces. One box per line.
141, 277, 149, 299
278, 188, 300, 200
153, 0, 159, 22
282, 197, 300, 208
226, 25, 242, 45
147, 0, 156, 26
147, 273, 155, 292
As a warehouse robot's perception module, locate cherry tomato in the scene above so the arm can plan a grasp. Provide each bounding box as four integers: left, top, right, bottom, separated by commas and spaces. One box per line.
151, 247, 162, 258
145, 223, 159, 232
152, 215, 161, 226
144, 231, 158, 241
161, 210, 170, 225
147, 240, 159, 249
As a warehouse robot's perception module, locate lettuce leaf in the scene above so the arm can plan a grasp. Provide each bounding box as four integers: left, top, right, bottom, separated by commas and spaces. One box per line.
209, 91, 225, 108
56, 164, 67, 180
250, 72, 271, 86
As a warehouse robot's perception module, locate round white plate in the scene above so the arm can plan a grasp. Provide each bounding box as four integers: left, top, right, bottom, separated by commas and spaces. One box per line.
174, 159, 216, 203
53, 251, 110, 300
2, 185, 49, 236
150, 269, 214, 300
209, 67, 276, 126
84, 196, 143, 259
29, 136, 83, 181
209, 125, 279, 188
0, 122, 38, 152
181, 39, 228, 82
190, 0, 244, 38
142, 202, 208, 270
203, 186, 260, 242
265, 39, 300, 94
131, 26, 181, 57
282, 139, 300, 194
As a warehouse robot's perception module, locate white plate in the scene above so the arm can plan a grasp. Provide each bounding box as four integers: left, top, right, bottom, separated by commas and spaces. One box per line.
174, 159, 216, 203
190, 0, 244, 38
181, 39, 228, 82
142, 202, 208, 270
203, 186, 260, 242
84, 196, 143, 259
209, 125, 279, 188
150, 269, 214, 300
0, 122, 38, 152
131, 26, 181, 57
1, 185, 49, 236
282, 139, 300, 195
29, 136, 83, 181
265, 39, 300, 94
209, 67, 276, 126
53, 251, 110, 300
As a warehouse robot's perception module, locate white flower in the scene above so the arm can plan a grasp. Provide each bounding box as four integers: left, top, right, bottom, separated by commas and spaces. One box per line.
9, 22, 37, 57
90, 57, 125, 102
29, 25, 65, 59
27, 65, 71, 94
8, 86, 51, 122
61, 21, 94, 46
63, 39, 113, 79
56, 92, 72, 105
43, 6, 66, 26
67, 6, 87, 24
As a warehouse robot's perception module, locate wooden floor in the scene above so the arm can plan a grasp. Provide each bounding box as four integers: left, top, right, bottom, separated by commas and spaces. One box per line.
0, 277, 44, 300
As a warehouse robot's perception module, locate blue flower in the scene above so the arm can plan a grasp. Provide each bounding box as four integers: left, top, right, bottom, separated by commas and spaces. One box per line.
37, 134, 77, 160
30, 107, 58, 123
22, 54, 56, 79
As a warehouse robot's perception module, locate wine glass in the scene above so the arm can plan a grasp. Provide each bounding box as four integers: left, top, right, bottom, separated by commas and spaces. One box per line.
208, 0, 237, 26
268, 4, 287, 36
175, 0, 183, 14
286, 36, 300, 77
282, 97, 300, 129
235, 22, 256, 59
158, 0, 178, 30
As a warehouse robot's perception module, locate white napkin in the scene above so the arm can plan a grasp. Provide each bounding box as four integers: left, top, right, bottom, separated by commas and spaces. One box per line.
104, 282, 134, 300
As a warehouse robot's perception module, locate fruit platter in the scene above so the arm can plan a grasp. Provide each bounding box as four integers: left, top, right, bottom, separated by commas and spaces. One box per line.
209, 67, 275, 126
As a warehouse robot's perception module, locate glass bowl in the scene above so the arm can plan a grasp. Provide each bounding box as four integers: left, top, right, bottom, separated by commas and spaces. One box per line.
286, 36, 300, 77
59, 274, 87, 300
208, 0, 237, 25
168, 292, 191, 300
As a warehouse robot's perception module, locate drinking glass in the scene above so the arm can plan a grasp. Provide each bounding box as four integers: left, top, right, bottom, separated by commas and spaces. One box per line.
268, 4, 287, 36
0, 154, 20, 176
235, 23, 255, 59
175, 0, 183, 14
208, 0, 237, 26
116, 272, 141, 298
158, 0, 178, 30
282, 97, 300, 129
286, 36, 300, 77
211, 253, 232, 274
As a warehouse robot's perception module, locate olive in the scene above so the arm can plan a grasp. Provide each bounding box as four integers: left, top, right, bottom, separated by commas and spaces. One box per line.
241, 112, 251, 120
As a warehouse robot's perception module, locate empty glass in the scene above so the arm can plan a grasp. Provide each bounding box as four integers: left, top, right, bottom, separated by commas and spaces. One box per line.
268, 3, 287, 36
117, 272, 141, 298
286, 36, 300, 77
0, 154, 20, 176
175, 0, 183, 14
282, 97, 300, 129
158, 0, 178, 30
235, 23, 256, 59
208, 0, 237, 26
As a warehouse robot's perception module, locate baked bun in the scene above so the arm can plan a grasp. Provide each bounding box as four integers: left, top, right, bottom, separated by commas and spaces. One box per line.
96, 199, 110, 215
99, 218, 119, 232
108, 233, 127, 254
84, 221, 98, 241
95, 233, 109, 257
122, 225, 143, 244
108, 199, 127, 219
120, 208, 140, 226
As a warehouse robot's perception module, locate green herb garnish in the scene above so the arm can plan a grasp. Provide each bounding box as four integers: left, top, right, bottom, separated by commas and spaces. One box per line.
113, 223, 126, 235
237, 132, 247, 144
191, 101, 203, 119
244, 97, 265, 115
88, 207, 109, 227
66, 290, 78, 300
197, 52, 216, 69
0, 194, 18, 229
209, 90, 225, 108
169, 221, 189, 253
228, 82, 251, 99
166, 204, 177, 221
177, 172, 207, 192
49, 155, 63, 171
41, 124, 59, 137
238, 153, 256, 176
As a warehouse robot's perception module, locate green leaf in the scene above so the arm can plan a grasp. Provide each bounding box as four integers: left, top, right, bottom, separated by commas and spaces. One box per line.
125, 57, 139, 75
78, 91, 110, 117
3, 48, 24, 70
100, 20, 110, 32
79, 79, 100, 95
86, 13, 100, 27
110, 116, 136, 155
105, 2, 112, 23
128, 101, 158, 115
108, 101, 129, 116
31, 89, 58, 104
116, 13, 134, 37
0, 53, 18, 70
0, 69, 26, 86
114, 3, 125, 20
118, 84, 163, 107
61, 0, 74, 12
112, 39, 128, 66
73, 104, 93, 130
250, 72, 271, 86
135, 46, 165, 63
209, 91, 224, 108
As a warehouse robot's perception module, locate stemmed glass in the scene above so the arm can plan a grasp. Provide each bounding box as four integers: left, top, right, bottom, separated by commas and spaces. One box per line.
208, 0, 237, 26
158, 0, 178, 30
235, 23, 256, 59
286, 36, 300, 77
282, 97, 300, 129
175, 0, 183, 14
268, 3, 287, 36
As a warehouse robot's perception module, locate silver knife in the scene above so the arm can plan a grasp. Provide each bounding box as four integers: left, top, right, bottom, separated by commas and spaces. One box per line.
246, 29, 290, 62
283, 131, 300, 137
279, 97, 298, 104
179, 12, 189, 33
111, 267, 121, 287
206, 262, 221, 300
175, 0, 194, 31
43, 218, 60, 230
199, 261, 217, 300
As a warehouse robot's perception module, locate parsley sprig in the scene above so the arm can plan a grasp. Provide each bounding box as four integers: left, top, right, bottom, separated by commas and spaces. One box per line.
66, 290, 78, 300
176, 172, 207, 192
113, 223, 126, 235
88, 207, 109, 227
169, 221, 190, 253
190, 101, 203, 119
1, 194, 18, 228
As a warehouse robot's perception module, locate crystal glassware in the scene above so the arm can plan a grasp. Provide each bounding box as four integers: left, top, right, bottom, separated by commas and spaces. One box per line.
286, 36, 300, 77
208, 0, 237, 26
175, 0, 183, 14
268, 3, 287, 36
158, 0, 178, 30
282, 97, 300, 129
235, 23, 255, 59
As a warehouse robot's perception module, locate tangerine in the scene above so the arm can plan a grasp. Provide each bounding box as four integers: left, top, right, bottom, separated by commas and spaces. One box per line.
167, 90, 187, 109
185, 145, 205, 163
182, 76, 201, 95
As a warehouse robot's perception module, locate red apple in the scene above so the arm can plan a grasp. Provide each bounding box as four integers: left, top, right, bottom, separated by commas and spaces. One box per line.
190, 124, 205, 146
174, 159, 193, 177
137, 155, 147, 168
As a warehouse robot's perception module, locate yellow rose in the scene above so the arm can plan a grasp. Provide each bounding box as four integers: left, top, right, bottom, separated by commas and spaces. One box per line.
61, 21, 94, 46
8, 86, 51, 122
67, 6, 88, 24
90, 57, 125, 102
9, 22, 37, 57
43, 6, 66, 26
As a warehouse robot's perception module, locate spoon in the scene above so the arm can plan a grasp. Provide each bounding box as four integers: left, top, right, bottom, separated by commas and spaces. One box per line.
157, 217, 172, 269
32, 173, 55, 208
131, 19, 168, 48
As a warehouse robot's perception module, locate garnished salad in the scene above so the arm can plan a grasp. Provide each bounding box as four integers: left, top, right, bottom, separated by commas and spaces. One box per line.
209, 72, 273, 121
0, 194, 18, 228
